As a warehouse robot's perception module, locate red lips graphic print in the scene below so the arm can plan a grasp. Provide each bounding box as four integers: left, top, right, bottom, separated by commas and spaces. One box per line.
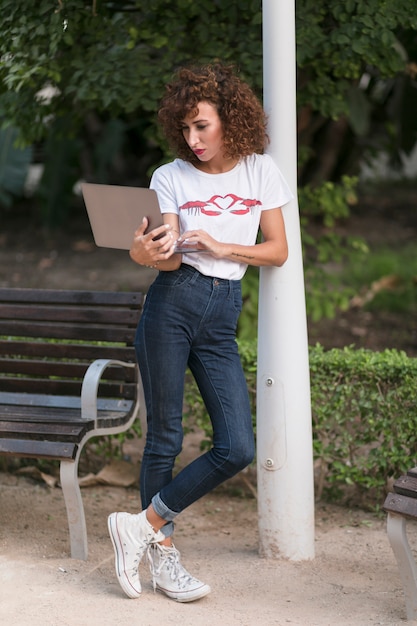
179, 194, 261, 217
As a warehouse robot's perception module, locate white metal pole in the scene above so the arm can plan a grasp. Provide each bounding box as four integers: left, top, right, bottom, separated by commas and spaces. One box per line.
257, 0, 315, 560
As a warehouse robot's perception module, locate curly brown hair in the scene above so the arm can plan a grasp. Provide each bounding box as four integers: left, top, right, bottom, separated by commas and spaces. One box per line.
158, 63, 269, 163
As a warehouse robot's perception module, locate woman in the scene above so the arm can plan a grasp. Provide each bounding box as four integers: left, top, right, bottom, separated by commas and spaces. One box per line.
108, 63, 292, 603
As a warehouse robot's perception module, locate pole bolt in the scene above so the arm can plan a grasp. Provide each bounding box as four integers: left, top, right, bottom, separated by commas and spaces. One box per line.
265, 458, 274, 468
266, 377, 274, 386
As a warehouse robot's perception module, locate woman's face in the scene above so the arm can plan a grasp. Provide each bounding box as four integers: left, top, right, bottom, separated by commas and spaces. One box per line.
181, 101, 224, 167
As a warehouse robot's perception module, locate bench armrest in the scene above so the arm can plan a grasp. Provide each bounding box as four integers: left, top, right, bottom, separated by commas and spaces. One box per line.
81, 358, 137, 420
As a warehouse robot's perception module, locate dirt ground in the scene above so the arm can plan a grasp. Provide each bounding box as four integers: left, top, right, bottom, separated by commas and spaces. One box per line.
1, 195, 417, 624
1, 466, 416, 626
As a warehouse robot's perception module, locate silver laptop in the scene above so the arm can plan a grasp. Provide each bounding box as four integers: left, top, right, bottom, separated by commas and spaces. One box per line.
81, 182, 202, 253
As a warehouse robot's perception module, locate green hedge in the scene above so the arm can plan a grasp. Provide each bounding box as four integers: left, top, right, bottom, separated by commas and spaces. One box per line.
311, 345, 417, 505
184, 343, 417, 507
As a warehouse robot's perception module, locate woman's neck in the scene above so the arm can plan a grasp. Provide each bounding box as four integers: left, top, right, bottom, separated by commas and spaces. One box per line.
194, 156, 240, 175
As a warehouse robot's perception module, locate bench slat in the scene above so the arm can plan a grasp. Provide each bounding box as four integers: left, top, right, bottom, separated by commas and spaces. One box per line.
0, 288, 143, 307
0, 396, 136, 440
393, 475, 417, 499
0, 341, 134, 361
383, 492, 417, 520
0, 320, 136, 343
1, 419, 133, 435
0, 378, 137, 398
0, 438, 78, 460
0, 358, 136, 381
0, 405, 83, 420
0, 391, 132, 411
0, 420, 90, 441
0, 303, 139, 325
2, 406, 132, 417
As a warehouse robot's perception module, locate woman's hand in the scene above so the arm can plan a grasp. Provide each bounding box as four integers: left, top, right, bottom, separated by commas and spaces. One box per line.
176, 230, 224, 257
129, 217, 177, 268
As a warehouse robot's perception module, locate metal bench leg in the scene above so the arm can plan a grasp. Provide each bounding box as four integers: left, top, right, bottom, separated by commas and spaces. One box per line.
60, 459, 88, 560
387, 512, 417, 620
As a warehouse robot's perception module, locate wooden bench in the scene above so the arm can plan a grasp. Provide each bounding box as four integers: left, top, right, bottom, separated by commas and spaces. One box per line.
0, 287, 144, 560
383, 468, 417, 620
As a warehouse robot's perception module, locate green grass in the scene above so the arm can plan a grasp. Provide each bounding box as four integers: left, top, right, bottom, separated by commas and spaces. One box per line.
342, 242, 417, 314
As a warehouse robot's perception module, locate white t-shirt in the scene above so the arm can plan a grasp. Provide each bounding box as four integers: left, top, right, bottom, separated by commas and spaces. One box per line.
150, 153, 293, 280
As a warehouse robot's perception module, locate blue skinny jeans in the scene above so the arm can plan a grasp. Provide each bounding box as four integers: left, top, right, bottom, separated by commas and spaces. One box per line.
134, 263, 255, 531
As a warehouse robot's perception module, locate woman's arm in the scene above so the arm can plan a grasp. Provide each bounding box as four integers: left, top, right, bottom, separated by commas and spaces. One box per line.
176, 207, 288, 267
129, 213, 182, 270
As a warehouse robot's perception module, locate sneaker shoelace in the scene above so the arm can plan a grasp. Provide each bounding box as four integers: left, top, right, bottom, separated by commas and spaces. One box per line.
148, 545, 196, 591
125, 527, 157, 577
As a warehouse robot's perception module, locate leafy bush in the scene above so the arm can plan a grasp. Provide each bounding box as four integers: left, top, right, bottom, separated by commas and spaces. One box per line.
310, 345, 417, 505
184, 342, 417, 507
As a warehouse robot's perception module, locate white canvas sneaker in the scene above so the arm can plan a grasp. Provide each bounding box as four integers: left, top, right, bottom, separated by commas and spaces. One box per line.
108, 511, 165, 599
148, 543, 211, 602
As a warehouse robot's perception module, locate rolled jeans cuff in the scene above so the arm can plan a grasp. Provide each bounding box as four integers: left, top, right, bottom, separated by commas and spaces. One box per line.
152, 492, 177, 537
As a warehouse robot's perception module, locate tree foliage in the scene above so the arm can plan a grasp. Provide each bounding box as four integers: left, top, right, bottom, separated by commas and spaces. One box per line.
296, 0, 417, 182
0, 0, 263, 143
1, 0, 416, 165
0, 0, 416, 322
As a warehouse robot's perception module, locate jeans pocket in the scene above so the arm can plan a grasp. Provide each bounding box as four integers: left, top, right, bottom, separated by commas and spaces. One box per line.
156, 266, 196, 288
230, 282, 243, 314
